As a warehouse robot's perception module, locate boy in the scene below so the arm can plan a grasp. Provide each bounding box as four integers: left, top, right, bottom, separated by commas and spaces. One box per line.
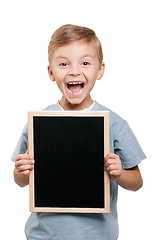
12, 24, 146, 240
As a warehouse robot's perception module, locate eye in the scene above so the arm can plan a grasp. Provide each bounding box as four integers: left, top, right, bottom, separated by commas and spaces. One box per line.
82, 62, 90, 66
59, 62, 68, 67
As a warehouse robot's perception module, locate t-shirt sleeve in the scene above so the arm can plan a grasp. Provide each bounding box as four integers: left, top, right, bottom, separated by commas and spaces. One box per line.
114, 121, 146, 169
11, 123, 28, 162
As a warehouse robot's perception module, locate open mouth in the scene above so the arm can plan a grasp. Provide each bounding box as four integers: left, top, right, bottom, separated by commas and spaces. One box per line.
67, 81, 85, 94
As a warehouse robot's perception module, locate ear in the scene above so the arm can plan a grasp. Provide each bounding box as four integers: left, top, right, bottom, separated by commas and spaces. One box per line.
96, 62, 105, 80
48, 65, 55, 82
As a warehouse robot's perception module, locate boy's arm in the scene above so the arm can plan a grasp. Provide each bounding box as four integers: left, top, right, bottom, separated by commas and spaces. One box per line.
14, 149, 34, 187
104, 153, 143, 191
115, 165, 143, 191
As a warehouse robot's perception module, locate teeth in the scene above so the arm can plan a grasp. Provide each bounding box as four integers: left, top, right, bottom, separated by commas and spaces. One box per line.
68, 82, 83, 85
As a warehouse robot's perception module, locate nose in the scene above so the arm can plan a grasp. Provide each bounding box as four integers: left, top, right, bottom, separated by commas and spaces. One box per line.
68, 64, 81, 76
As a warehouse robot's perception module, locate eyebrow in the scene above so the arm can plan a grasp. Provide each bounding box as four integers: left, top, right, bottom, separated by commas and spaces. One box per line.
55, 56, 69, 61
55, 54, 94, 61
81, 54, 94, 59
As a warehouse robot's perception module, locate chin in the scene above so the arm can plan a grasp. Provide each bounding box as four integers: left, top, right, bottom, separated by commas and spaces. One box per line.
65, 95, 89, 108
68, 99, 83, 106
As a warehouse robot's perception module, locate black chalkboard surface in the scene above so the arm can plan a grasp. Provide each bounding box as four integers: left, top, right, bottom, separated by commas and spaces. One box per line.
28, 111, 110, 213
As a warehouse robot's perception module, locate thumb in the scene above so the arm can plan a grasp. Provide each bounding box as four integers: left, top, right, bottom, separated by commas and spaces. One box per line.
26, 142, 29, 154
109, 146, 111, 153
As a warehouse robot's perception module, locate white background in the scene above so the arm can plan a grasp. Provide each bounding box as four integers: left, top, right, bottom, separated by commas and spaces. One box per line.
0, 0, 159, 239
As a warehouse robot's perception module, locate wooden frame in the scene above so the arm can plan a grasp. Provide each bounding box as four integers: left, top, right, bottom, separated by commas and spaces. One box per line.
28, 111, 110, 213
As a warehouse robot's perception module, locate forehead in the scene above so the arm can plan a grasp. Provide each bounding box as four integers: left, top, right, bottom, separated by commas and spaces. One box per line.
53, 40, 98, 59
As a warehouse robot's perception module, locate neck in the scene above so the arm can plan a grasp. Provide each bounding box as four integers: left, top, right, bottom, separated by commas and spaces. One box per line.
59, 96, 94, 111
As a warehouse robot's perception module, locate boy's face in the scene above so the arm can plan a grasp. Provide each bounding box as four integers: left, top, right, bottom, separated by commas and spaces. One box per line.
48, 40, 105, 110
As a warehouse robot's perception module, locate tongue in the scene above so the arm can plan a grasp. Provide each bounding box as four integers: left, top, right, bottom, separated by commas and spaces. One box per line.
69, 84, 82, 93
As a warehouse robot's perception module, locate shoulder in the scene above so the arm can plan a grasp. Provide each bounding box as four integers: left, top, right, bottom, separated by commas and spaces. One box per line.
95, 102, 146, 167
21, 103, 60, 138
94, 101, 127, 136
43, 102, 61, 111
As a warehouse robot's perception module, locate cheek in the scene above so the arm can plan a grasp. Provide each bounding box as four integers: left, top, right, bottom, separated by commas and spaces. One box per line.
85, 71, 98, 84
55, 79, 65, 92
85, 67, 99, 78
53, 70, 66, 82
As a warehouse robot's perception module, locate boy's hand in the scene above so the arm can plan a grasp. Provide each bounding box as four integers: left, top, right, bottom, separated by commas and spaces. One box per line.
104, 152, 122, 181
104, 148, 143, 191
15, 146, 34, 177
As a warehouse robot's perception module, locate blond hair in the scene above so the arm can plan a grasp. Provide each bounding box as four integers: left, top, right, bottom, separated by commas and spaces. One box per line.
48, 24, 103, 64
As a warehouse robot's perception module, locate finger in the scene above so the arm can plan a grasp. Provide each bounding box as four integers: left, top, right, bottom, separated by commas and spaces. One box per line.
21, 170, 30, 177
15, 159, 34, 168
106, 164, 121, 172
109, 169, 121, 176
104, 158, 118, 167
15, 154, 33, 162
104, 153, 117, 161
17, 164, 34, 172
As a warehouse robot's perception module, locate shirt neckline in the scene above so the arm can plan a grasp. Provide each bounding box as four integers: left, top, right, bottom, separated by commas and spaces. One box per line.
57, 101, 96, 111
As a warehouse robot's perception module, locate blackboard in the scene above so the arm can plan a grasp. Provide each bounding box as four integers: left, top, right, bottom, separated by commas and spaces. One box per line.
28, 111, 110, 213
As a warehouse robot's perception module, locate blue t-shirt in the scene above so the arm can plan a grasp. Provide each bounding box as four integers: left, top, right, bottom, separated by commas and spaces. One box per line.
11, 101, 146, 240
